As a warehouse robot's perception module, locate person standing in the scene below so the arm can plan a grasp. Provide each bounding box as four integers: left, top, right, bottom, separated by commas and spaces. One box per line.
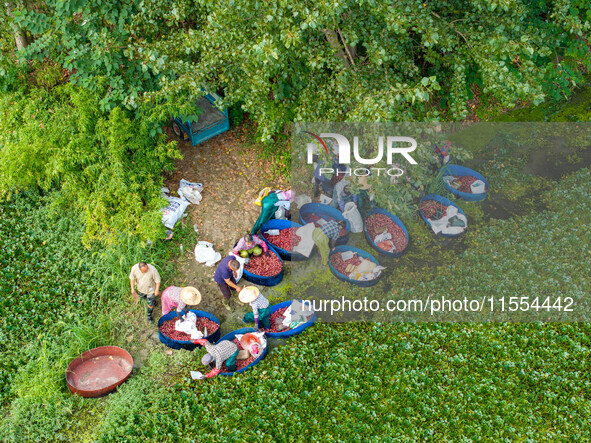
336, 183, 359, 211
354, 175, 373, 218
312, 220, 347, 266
251, 189, 292, 234
213, 256, 242, 310
129, 261, 161, 321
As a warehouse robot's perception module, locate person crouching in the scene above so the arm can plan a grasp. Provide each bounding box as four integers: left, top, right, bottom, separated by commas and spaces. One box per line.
161, 286, 201, 319
193, 338, 239, 378
232, 233, 269, 258
239, 286, 271, 330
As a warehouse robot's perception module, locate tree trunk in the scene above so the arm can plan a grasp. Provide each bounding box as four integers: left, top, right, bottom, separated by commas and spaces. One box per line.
322, 28, 350, 67
14, 29, 29, 51
7, 2, 29, 51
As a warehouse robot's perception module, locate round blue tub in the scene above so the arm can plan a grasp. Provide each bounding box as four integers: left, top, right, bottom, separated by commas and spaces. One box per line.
419, 194, 467, 238
328, 245, 382, 287
217, 327, 268, 376
242, 243, 284, 286
364, 208, 409, 258
157, 309, 221, 351
244, 300, 318, 338
440, 164, 489, 201
260, 219, 307, 261
298, 203, 350, 245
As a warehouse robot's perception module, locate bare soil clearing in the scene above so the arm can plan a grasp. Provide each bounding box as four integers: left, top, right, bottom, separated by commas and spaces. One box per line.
162, 124, 288, 323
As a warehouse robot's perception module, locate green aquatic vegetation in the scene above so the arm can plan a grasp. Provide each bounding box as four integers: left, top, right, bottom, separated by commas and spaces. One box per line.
0, 192, 109, 404
0, 190, 195, 440
392, 167, 591, 320
94, 321, 591, 441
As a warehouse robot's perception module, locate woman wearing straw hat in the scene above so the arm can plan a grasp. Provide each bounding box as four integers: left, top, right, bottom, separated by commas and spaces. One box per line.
161, 286, 202, 319
239, 286, 271, 330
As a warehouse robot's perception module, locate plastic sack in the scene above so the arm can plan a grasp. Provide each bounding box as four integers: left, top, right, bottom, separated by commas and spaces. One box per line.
162, 196, 190, 229
471, 180, 486, 194
429, 205, 468, 236
194, 241, 222, 267
357, 258, 377, 274
178, 179, 203, 205
281, 301, 313, 329
373, 232, 392, 244
175, 312, 204, 340
290, 300, 314, 322
349, 265, 386, 281
274, 206, 287, 220
342, 201, 363, 233
179, 179, 203, 190
274, 200, 290, 211
294, 194, 312, 209
255, 187, 271, 206
292, 223, 315, 258
341, 250, 355, 261
319, 194, 332, 205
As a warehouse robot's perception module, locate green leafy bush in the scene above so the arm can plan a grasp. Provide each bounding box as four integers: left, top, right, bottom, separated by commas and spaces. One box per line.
0, 84, 182, 242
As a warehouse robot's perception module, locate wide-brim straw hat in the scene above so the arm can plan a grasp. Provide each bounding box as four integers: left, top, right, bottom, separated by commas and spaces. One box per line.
238, 286, 260, 304
239, 333, 262, 351
181, 286, 202, 305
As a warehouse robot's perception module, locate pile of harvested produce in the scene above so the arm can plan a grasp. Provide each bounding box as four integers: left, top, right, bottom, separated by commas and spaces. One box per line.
261, 306, 289, 333
420, 200, 448, 219
365, 213, 408, 252
220, 338, 257, 372
330, 252, 362, 274
159, 317, 219, 341
305, 214, 347, 236
263, 228, 301, 251
330, 251, 383, 282
244, 250, 282, 276
445, 175, 479, 193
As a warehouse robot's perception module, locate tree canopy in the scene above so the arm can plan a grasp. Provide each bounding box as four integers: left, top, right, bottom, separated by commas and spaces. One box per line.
3, 0, 589, 136
0, 0, 589, 239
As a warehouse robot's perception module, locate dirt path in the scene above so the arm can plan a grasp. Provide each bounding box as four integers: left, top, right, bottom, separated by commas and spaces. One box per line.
162, 124, 288, 325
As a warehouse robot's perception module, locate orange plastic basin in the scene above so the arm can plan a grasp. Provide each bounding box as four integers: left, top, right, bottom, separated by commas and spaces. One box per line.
66, 346, 133, 398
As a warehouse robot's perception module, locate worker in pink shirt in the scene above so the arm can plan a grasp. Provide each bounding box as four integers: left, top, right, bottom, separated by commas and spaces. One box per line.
232, 233, 269, 258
